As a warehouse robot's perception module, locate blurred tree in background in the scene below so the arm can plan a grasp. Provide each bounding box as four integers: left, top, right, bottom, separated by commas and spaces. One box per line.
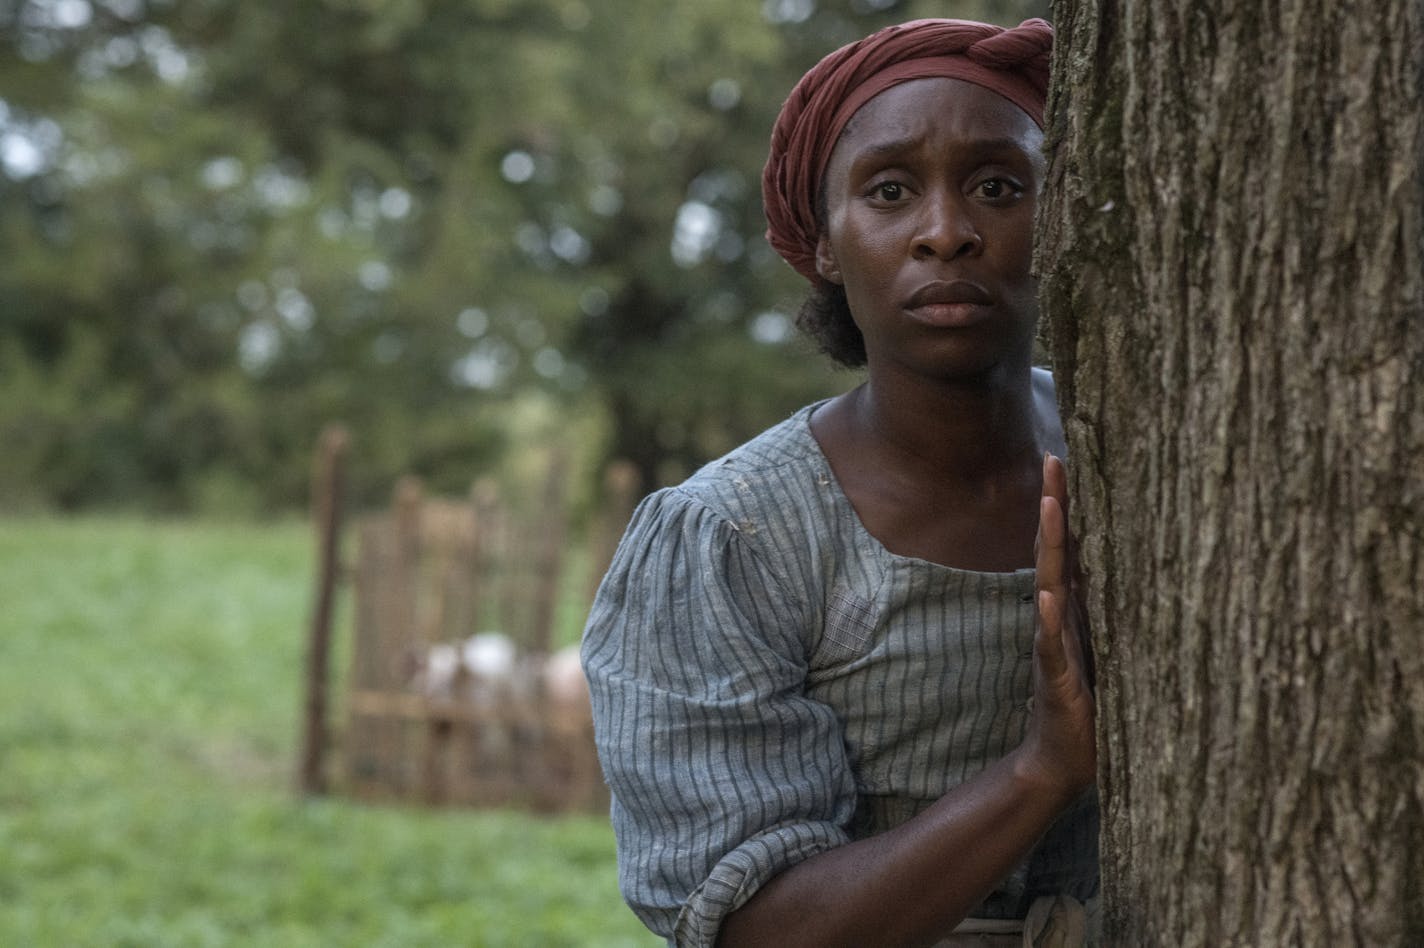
0, 0, 1046, 516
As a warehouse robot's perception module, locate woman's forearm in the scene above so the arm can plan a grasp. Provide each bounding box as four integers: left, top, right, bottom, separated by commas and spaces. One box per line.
716, 745, 1080, 948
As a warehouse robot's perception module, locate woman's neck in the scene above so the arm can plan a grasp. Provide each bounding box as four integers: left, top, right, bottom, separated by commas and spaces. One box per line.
809, 365, 1055, 570
846, 366, 1045, 488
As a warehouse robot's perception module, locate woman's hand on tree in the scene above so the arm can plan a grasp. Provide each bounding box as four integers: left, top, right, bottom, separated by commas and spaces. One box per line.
1019, 452, 1097, 801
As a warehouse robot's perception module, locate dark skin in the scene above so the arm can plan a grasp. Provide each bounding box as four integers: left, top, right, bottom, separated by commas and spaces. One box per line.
718, 79, 1096, 948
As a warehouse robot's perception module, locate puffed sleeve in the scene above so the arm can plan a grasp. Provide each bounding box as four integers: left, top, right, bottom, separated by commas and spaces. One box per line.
581, 487, 857, 946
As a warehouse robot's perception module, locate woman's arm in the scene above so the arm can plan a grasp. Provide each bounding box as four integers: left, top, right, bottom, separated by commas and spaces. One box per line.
583, 486, 861, 943
717, 454, 1096, 948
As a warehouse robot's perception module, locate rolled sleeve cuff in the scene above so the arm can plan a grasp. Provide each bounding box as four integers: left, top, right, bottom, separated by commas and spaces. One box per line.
672, 820, 851, 947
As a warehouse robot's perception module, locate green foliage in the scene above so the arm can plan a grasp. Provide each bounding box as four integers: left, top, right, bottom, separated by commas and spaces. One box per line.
0, 0, 1048, 513
0, 516, 655, 945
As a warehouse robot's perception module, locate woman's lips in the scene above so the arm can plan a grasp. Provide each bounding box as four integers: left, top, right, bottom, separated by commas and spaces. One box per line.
906, 301, 989, 326
903, 281, 992, 326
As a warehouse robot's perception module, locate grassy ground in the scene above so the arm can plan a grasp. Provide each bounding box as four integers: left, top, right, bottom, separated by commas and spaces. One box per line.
0, 517, 657, 947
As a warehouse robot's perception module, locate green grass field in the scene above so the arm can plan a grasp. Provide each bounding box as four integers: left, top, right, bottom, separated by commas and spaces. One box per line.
0, 517, 657, 947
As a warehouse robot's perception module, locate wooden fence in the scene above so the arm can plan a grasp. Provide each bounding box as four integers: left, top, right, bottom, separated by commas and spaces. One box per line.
298, 427, 640, 812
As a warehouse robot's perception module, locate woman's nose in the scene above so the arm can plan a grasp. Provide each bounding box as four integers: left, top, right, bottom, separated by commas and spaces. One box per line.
911, 193, 982, 260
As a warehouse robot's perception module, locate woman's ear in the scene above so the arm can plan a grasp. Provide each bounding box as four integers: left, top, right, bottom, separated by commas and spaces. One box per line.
815, 235, 843, 285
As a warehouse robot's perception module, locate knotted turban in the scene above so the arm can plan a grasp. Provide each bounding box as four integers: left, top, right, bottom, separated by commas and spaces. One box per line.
762, 18, 1053, 282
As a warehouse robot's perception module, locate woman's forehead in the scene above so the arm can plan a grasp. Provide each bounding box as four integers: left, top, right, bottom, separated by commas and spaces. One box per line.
836, 77, 1041, 157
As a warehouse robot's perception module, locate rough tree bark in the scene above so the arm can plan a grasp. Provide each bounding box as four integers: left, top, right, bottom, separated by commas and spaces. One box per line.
1037, 1, 1424, 944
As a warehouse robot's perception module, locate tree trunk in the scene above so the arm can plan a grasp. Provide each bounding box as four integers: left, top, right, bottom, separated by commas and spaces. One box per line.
1038, 2, 1424, 944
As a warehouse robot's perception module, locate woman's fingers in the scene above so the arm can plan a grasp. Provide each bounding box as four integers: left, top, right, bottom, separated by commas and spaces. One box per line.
1036, 454, 1085, 690
1042, 452, 1068, 519
1036, 494, 1066, 586
1036, 589, 1068, 682
1036, 454, 1068, 590
1027, 453, 1097, 792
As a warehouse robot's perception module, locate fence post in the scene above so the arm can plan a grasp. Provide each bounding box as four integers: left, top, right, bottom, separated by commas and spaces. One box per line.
529, 447, 570, 655
298, 424, 349, 796
587, 459, 641, 601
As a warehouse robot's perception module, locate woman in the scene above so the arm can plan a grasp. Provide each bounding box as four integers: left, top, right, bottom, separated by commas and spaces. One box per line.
582, 18, 1098, 948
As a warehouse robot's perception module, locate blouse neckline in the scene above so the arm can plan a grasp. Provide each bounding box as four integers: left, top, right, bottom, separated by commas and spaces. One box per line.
791, 402, 1037, 581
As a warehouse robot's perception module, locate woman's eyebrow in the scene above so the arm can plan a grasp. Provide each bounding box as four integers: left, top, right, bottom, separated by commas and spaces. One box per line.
853, 136, 920, 160
842, 136, 920, 174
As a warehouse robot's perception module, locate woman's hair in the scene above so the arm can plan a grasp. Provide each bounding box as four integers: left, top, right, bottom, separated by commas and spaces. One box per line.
797, 278, 865, 368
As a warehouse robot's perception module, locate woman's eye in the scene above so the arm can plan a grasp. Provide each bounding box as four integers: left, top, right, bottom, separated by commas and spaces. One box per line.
977, 178, 1020, 200
872, 182, 904, 201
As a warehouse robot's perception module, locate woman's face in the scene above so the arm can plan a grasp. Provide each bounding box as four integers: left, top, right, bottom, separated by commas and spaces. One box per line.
816, 78, 1045, 385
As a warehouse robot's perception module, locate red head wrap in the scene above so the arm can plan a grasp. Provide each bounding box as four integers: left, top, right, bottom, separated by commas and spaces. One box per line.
761, 18, 1053, 282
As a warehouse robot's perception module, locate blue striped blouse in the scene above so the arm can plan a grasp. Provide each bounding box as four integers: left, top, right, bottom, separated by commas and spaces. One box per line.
581, 403, 1099, 946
